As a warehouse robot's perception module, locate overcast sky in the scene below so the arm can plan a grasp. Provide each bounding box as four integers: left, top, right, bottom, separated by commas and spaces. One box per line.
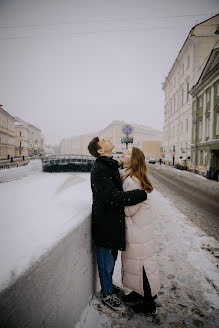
0, 0, 218, 145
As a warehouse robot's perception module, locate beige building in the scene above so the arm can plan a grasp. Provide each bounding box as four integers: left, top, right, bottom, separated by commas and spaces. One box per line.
15, 121, 29, 157
142, 140, 162, 160
15, 117, 44, 156
0, 105, 15, 159
162, 14, 219, 167
59, 120, 162, 157
99, 120, 162, 155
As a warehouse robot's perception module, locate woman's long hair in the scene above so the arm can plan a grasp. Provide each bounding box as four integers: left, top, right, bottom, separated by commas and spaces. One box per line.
126, 147, 153, 193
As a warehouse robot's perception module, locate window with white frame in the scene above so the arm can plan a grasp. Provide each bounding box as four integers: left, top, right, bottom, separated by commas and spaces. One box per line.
193, 150, 195, 164
207, 89, 210, 103
186, 118, 188, 133
216, 112, 219, 135
206, 116, 210, 137
204, 151, 207, 166
187, 55, 190, 69
193, 124, 196, 140
187, 83, 189, 102
199, 97, 203, 107
199, 120, 202, 139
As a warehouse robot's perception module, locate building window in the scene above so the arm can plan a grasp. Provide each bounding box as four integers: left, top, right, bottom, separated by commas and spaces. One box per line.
217, 83, 219, 96
181, 88, 184, 106
193, 150, 195, 164
204, 152, 207, 166
199, 120, 202, 139
216, 112, 219, 135
187, 83, 189, 102
182, 63, 184, 76
200, 150, 203, 165
187, 55, 190, 69
207, 90, 210, 103
19, 141, 22, 148
20, 131, 22, 136
186, 118, 188, 133
199, 97, 203, 107
206, 117, 210, 137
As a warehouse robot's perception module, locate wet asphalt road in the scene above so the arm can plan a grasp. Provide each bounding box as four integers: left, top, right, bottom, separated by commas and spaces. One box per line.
147, 163, 219, 242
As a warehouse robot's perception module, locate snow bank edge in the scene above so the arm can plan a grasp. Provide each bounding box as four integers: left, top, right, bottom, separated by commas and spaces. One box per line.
0, 213, 97, 328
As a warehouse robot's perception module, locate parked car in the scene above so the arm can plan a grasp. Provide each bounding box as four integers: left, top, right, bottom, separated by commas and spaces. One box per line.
149, 158, 156, 164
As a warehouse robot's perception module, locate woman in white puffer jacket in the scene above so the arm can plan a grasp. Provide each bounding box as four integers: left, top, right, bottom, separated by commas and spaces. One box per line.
119, 147, 160, 314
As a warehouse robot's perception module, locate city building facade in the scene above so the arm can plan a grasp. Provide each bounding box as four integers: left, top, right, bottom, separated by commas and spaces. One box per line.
190, 47, 219, 179
15, 121, 29, 157
59, 120, 162, 158
0, 105, 15, 160
15, 117, 44, 156
162, 14, 219, 168
99, 121, 162, 159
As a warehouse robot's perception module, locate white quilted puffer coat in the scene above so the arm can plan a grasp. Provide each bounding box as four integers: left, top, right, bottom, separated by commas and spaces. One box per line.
119, 169, 160, 297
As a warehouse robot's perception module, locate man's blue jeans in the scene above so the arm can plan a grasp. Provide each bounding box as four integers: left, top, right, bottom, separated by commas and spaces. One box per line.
96, 246, 118, 297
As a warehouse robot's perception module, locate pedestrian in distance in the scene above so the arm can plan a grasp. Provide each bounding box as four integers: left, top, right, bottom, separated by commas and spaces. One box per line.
88, 137, 147, 313
159, 158, 162, 165
119, 147, 160, 314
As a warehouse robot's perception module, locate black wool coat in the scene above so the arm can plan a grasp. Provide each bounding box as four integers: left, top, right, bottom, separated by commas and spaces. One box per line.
90, 156, 147, 250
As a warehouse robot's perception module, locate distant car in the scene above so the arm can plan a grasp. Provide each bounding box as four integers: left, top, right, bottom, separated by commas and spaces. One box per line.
149, 158, 156, 164
113, 152, 123, 161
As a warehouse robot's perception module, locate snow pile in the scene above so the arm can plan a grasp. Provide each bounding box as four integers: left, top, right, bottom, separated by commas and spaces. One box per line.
0, 160, 92, 292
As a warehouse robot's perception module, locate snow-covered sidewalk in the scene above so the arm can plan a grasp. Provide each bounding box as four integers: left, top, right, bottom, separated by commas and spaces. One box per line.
78, 190, 219, 328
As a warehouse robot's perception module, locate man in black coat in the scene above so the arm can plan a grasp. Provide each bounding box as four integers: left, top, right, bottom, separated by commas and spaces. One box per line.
88, 136, 147, 312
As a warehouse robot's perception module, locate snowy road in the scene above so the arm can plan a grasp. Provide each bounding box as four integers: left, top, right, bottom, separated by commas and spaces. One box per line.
78, 165, 219, 328
148, 164, 219, 242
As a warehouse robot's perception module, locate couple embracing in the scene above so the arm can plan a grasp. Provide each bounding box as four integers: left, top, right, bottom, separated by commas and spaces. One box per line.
88, 137, 160, 314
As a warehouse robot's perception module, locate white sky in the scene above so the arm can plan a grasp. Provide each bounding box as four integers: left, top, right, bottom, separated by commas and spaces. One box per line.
0, 0, 218, 145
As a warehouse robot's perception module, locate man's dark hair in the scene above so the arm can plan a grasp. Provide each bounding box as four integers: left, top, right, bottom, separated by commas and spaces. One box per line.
88, 137, 101, 158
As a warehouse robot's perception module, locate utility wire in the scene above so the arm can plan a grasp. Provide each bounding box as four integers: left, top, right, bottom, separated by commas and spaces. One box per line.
1, 21, 218, 41
0, 12, 217, 29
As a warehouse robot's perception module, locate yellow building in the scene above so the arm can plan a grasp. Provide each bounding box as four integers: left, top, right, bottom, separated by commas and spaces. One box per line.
15, 117, 44, 156
0, 105, 15, 159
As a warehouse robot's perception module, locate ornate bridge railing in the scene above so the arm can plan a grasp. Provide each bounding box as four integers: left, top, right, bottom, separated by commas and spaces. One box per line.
42, 154, 95, 172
